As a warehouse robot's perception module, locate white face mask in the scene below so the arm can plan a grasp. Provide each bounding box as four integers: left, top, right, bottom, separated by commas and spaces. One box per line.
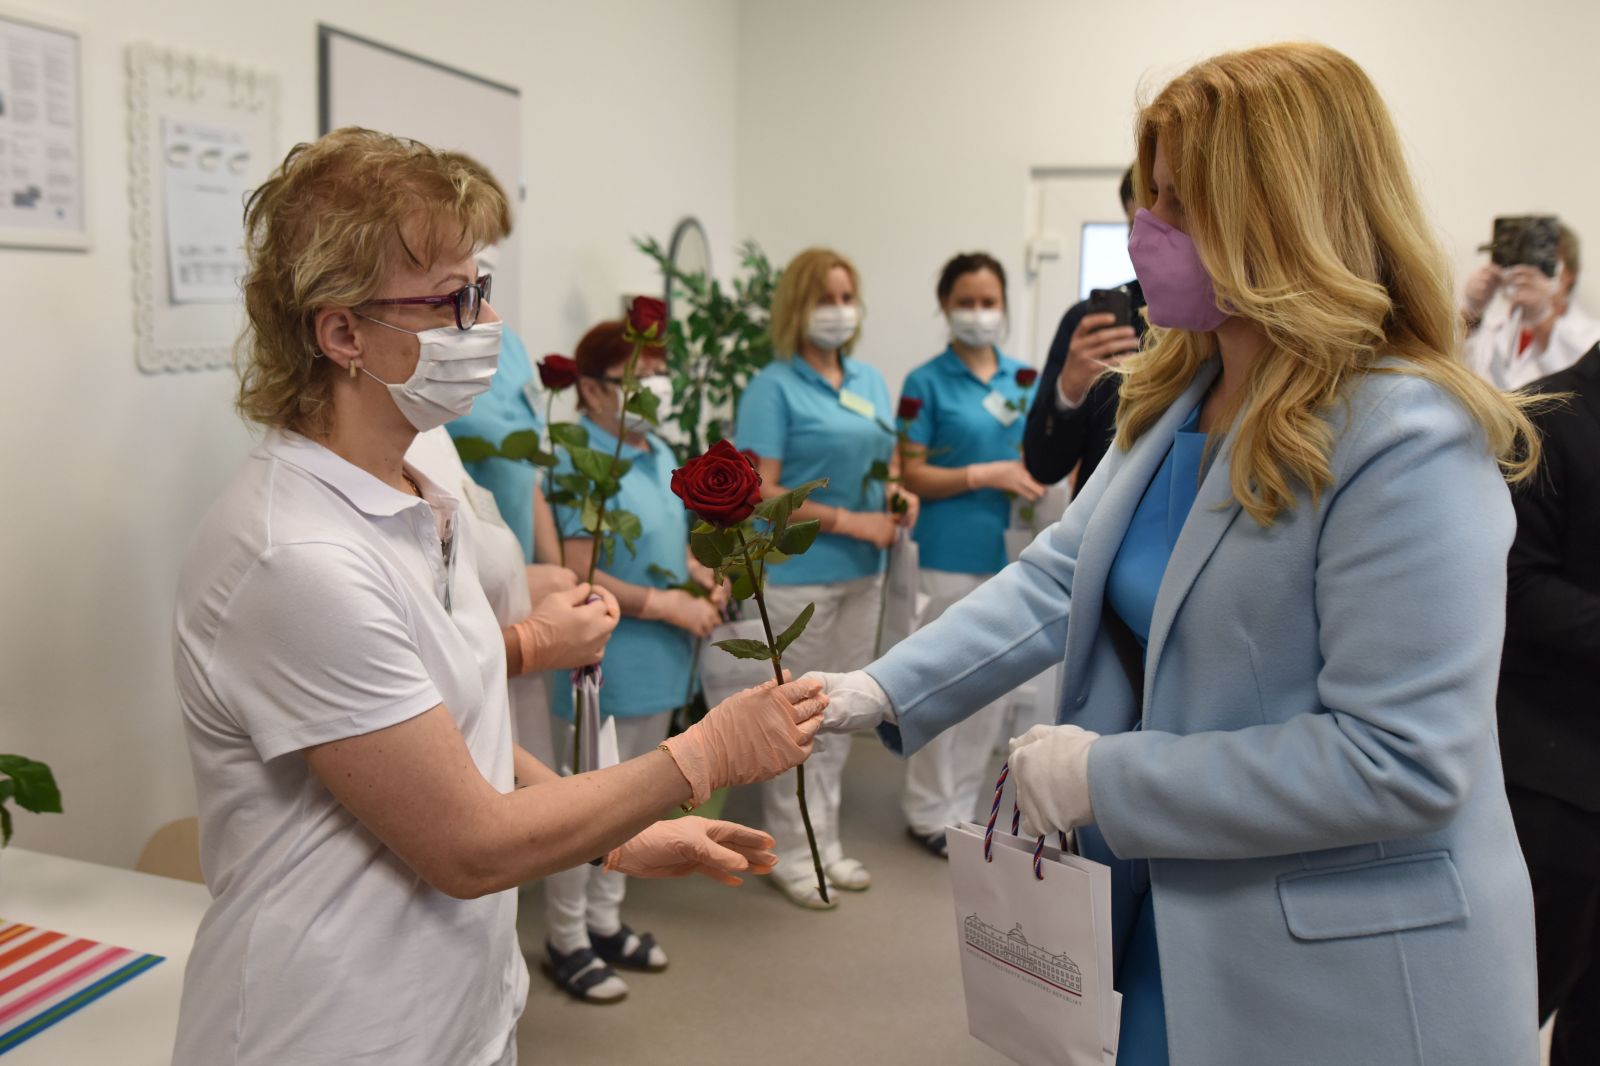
618, 375, 674, 436
947, 307, 1006, 348
357, 316, 503, 432
806, 305, 860, 351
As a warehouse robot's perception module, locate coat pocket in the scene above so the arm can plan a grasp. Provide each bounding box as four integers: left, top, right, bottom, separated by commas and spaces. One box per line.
1278, 850, 1470, 941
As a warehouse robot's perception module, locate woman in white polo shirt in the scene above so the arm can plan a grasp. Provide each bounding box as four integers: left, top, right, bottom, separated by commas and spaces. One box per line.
171, 128, 827, 1066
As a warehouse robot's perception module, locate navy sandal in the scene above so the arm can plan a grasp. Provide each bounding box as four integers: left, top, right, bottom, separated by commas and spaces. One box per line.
542, 942, 629, 1003
588, 924, 669, 973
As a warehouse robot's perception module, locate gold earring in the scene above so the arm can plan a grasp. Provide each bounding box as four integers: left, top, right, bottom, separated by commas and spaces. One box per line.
348, 360, 359, 380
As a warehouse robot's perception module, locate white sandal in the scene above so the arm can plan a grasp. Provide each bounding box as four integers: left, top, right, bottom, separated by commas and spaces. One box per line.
825, 857, 871, 892
771, 870, 839, 910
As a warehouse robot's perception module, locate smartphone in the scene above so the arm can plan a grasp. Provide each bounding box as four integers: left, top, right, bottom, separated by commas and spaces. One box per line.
1086, 287, 1133, 329
1487, 216, 1561, 277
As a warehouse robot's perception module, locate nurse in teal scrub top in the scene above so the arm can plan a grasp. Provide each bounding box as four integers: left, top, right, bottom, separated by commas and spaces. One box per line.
897, 252, 1046, 856
544, 320, 729, 1002
735, 248, 919, 909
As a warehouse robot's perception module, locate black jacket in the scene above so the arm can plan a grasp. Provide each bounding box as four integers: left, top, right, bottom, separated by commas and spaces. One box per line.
1022, 281, 1146, 493
1497, 344, 1600, 814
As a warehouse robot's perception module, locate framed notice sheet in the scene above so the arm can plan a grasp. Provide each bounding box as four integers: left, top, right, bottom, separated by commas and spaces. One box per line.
0, 6, 88, 250
127, 43, 279, 373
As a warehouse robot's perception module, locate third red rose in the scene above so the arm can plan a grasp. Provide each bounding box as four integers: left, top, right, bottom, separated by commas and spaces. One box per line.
671, 440, 764, 528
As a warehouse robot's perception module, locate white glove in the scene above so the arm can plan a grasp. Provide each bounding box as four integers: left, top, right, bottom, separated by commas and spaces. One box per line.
802, 670, 896, 734
1009, 724, 1100, 837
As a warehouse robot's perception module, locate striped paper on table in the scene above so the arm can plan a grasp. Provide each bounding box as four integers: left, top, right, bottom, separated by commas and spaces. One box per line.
0, 919, 164, 1056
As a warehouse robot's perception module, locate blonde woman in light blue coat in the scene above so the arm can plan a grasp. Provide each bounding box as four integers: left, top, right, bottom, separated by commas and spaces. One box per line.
810, 44, 1543, 1066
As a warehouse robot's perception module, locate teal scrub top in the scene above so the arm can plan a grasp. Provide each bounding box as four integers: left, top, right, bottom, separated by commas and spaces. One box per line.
1105, 404, 1207, 646
446, 325, 544, 562
901, 347, 1034, 575
734, 355, 894, 586
549, 417, 695, 719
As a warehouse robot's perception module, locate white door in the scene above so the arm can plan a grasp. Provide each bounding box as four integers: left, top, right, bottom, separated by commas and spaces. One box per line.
1020, 168, 1134, 366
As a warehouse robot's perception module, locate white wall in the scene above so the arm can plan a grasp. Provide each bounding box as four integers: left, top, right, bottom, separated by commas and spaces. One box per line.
736, 0, 1600, 396
0, 0, 738, 865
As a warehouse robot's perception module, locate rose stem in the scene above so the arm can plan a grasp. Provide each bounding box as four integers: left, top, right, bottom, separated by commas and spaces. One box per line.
573, 337, 647, 776
546, 392, 565, 568
736, 527, 829, 904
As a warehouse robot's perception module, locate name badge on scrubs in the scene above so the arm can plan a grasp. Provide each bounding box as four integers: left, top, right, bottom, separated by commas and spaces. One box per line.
462, 480, 509, 528
982, 390, 1021, 427
839, 389, 877, 420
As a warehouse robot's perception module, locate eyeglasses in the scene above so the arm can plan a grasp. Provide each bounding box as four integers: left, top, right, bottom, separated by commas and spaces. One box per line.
361, 274, 493, 330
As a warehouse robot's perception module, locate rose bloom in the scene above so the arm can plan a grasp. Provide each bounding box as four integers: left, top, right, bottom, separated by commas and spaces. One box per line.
538, 354, 579, 391
672, 440, 763, 528
626, 295, 668, 345
1016, 368, 1039, 388
897, 396, 924, 421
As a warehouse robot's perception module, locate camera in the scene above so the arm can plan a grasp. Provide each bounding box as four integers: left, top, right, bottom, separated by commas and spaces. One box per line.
1483, 216, 1561, 277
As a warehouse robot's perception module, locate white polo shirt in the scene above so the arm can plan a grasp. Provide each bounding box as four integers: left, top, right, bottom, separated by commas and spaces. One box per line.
171, 429, 528, 1066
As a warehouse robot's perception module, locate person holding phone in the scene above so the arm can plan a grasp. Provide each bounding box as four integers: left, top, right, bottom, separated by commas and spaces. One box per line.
1461, 221, 1600, 390
896, 252, 1044, 856
810, 44, 1544, 1065
1023, 168, 1148, 496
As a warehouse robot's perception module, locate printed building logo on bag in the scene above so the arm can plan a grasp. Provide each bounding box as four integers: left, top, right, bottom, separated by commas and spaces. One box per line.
963, 915, 1082, 997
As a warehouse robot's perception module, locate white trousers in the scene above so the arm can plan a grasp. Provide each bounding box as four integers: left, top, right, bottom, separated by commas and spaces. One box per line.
900, 570, 1012, 835
760, 574, 883, 872
543, 710, 673, 948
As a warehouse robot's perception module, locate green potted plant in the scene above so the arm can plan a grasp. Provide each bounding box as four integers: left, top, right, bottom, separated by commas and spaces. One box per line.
635, 237, 781, 461
1, 754, 62, 848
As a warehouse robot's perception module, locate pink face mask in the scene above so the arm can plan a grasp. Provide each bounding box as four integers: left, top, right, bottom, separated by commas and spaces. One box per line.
1127, 209, 1230, 332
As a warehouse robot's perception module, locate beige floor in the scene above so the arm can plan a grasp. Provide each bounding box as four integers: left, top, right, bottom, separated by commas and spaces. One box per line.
515, 733, 1008, 1065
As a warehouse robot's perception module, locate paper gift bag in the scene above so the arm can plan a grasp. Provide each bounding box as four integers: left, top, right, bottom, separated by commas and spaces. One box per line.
876, 533, 920, 655
947, 813, 1117, 1066
698, 617, 775, 707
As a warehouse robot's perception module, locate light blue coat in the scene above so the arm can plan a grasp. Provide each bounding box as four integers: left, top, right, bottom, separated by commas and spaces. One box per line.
867, 360, 1538, 1066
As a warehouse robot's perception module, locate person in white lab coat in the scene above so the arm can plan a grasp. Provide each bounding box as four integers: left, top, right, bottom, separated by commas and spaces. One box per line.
1461, 223, 1600, 390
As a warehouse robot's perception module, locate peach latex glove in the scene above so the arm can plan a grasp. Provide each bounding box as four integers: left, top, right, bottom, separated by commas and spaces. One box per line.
660, 677, 826, 808
604, 817, 778, 886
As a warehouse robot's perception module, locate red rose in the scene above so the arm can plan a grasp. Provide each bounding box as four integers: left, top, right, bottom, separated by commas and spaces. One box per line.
672, 440, 764, 528
1016, 368, 1040, 388
625, 295, 668, 346
897, 396, 924, 421
538, 354, 579, 391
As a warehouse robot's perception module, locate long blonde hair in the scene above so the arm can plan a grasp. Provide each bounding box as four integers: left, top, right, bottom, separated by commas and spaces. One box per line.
1116, 43, 1540, 526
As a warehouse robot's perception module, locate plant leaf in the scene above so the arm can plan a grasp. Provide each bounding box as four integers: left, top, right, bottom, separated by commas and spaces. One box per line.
0, 757, 61, 814
784, 478, 829, 510
774, 602, 815, 656
730, 569, 755, 601
452, 436, 498, 463
776, 519, 821, 557
863, 459, 892, 484
624, 387, 661, 424
549, 423, 589, 450
712, 638, 774, 661
690, 530, 726, 570
647, 564, 681, 585
497, 430, 542, 461
0, 803, 10, 847
608, 509, 643, 554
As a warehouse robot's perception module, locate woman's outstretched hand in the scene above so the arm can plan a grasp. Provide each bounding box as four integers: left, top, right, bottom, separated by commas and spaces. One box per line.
605, 818, 778, 886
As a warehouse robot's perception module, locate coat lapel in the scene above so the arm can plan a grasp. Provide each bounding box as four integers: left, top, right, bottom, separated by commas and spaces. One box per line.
1060, 361, 1221, 685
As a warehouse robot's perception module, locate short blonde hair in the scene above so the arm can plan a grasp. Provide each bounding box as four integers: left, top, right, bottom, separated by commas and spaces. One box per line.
769, 247, 862, 357
236, 127, 511, 433
1117, 43, 1540, 525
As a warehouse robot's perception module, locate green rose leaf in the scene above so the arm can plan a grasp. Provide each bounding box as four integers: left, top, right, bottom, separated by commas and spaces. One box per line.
625, 387, 661, 424
452, 436, 498, 463
774, 602, 815, 656
1, 804, 11, 847
863, 459, 892, 485
730, 569, 755, 601
690, 530, 727, 570
549, 423, 589, 450
498, 430, 541, 461
776, 519, 821, 557
607, 509, 643, 554
713, 638, 774, 661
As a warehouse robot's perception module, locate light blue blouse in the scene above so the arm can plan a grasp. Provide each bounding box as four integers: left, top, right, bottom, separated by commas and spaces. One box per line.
1106, 405, 1207, 646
